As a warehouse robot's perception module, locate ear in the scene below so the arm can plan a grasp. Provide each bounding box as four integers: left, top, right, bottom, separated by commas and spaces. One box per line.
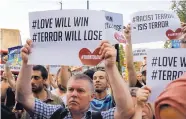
90, 93, 95, 101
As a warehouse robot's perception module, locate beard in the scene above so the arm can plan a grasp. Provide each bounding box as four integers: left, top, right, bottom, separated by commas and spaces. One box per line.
31, 85, 43, 93
95, 87, 107, 93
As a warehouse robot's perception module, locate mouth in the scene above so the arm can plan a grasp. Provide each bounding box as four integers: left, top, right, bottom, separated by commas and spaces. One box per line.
69, 101, 79, 105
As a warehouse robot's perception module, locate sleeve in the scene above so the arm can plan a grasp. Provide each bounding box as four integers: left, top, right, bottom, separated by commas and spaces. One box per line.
101, 107, 115, 119
32, 98, 62, 119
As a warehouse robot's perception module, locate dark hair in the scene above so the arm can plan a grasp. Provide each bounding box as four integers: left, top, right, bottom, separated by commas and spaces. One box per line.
71, 74, 94, 93
160, 104, 170, 110
33, 65, 48, 80
83, 69, 95, 80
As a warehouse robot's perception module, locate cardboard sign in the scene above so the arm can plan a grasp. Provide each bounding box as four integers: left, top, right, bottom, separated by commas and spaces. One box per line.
131, 10, 181, 44
146, 49, 186, 102
0, 64, 21, 72
28, 10, 122, 66
49, 65, 61, 74
104, 11, 125, 43
8, 46, 22, 66
133, 48, 147, 62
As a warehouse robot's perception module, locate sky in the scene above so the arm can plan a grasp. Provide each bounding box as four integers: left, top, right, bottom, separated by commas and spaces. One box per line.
0, 0, 173, 48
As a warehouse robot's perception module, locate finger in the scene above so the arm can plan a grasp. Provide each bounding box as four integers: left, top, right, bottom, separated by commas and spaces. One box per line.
26, 39, 33, 46
140, 96, 148, 102
99, 42, 111, 54
21, 47, 29, 54
142, 85, 151, 93
142, 90, 150, 95
104, 50, 116, 59
25, 43, 31, 54
99, 40, 109, 47
100, 47, 112, 59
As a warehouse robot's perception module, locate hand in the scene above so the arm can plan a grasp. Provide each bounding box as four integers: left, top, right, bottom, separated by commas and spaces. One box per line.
124, 24, 131, 43
99, 41, 116, 68
21, 39, 32, 64
2, 55, 8, 63
136, 86, 151, 107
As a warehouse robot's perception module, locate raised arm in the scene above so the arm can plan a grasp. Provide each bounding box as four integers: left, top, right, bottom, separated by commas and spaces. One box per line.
58, 66, 71, 89
124, 24, 138, 87
4, 62, 16, 90
100, 41, 135, 119
15, 40, 35, 114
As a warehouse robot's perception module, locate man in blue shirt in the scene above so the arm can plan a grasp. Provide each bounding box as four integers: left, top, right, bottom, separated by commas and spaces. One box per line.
91, 70, 115, 111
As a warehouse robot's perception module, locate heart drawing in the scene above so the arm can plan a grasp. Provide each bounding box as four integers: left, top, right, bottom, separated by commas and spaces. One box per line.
166, 28, 182, 40
114, 32, 126, 43
79, 48, 102, 66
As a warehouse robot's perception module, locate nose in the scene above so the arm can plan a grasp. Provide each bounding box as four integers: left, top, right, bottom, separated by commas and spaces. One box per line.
71, 90, 78, 97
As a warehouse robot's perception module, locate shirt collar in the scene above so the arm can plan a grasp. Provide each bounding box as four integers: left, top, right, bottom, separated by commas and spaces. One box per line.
43, 89, 54, 103
65, 107, 92, 119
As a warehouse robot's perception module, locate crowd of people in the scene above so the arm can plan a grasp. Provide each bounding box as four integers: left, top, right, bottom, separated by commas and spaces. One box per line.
1, 22, 186, 119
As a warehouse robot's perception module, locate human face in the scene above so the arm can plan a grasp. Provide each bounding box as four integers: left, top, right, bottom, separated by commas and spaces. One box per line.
137, 73, 143, 81
160, 106, 185, 119
31, 70, 45, 93
93, 71, 108, 93
67, 79, 93, 113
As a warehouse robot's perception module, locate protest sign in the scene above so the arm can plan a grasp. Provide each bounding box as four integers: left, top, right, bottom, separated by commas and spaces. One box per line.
49, 65, 61, 74
103, 11, 125, 44
8, 46, 22, 66
131, 10, 181, 44
0, 46, 23, 72
146, 48, 186, 102
133, 48, 147, 61
28, 10, 122, 66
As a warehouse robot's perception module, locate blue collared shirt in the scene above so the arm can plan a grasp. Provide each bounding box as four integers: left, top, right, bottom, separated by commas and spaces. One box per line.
31, 98, 115, 119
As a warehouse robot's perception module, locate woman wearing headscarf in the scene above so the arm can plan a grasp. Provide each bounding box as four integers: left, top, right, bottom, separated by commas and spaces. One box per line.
155, 73, 186, 119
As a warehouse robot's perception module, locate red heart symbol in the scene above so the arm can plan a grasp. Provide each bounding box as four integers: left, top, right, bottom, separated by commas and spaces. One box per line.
79, 48, 102, 66
166, 28, 182, 40
114, 32, 126, 43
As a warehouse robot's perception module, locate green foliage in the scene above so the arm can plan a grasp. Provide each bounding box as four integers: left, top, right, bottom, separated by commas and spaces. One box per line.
171, 0, 186, 22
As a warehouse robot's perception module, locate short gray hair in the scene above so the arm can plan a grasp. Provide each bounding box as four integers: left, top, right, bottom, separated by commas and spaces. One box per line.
70, 73, 94, 93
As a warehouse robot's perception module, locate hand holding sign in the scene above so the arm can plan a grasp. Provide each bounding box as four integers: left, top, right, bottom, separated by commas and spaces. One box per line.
21, 39, 32, 64
99, 40, 116, 67
136, 86, 151, 106
124, 24, 131, 44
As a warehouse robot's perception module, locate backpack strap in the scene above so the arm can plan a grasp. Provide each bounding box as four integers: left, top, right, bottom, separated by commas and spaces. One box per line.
50, 107, 68, 119
92, 112, 103, 119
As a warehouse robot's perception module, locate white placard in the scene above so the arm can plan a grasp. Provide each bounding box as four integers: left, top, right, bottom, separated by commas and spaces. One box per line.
147, 49, 186, 102
28, 10, 122, 66
104, 11, 125, 44
0, 64, 21, 72
49, 65, 61, 74
131, 10, 181, 44
133, 48, 147, 62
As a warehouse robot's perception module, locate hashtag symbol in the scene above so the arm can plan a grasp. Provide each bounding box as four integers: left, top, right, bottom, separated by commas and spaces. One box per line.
32, 33, 37, 42
32, 20, 37, 29
151, 57, 158, 66
151, 70, 158, 80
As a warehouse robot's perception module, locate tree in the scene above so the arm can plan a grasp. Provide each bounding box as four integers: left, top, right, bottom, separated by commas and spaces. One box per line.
118, 44, 125, 75
171, 0, 186, 23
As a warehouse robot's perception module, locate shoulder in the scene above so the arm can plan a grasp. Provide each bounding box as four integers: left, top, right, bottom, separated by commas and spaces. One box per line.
101, 107, 115, 119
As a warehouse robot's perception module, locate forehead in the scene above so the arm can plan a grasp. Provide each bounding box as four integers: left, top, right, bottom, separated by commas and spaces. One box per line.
67, 79, 90, 90
32, 70, 42, 76
93, 71, 106, 77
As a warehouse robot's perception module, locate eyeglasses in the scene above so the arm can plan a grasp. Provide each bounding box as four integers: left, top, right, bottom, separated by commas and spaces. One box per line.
31, 76, 41, 80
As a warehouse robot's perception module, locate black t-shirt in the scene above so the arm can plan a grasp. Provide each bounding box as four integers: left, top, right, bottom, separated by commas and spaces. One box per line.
135, 80, 146, 88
